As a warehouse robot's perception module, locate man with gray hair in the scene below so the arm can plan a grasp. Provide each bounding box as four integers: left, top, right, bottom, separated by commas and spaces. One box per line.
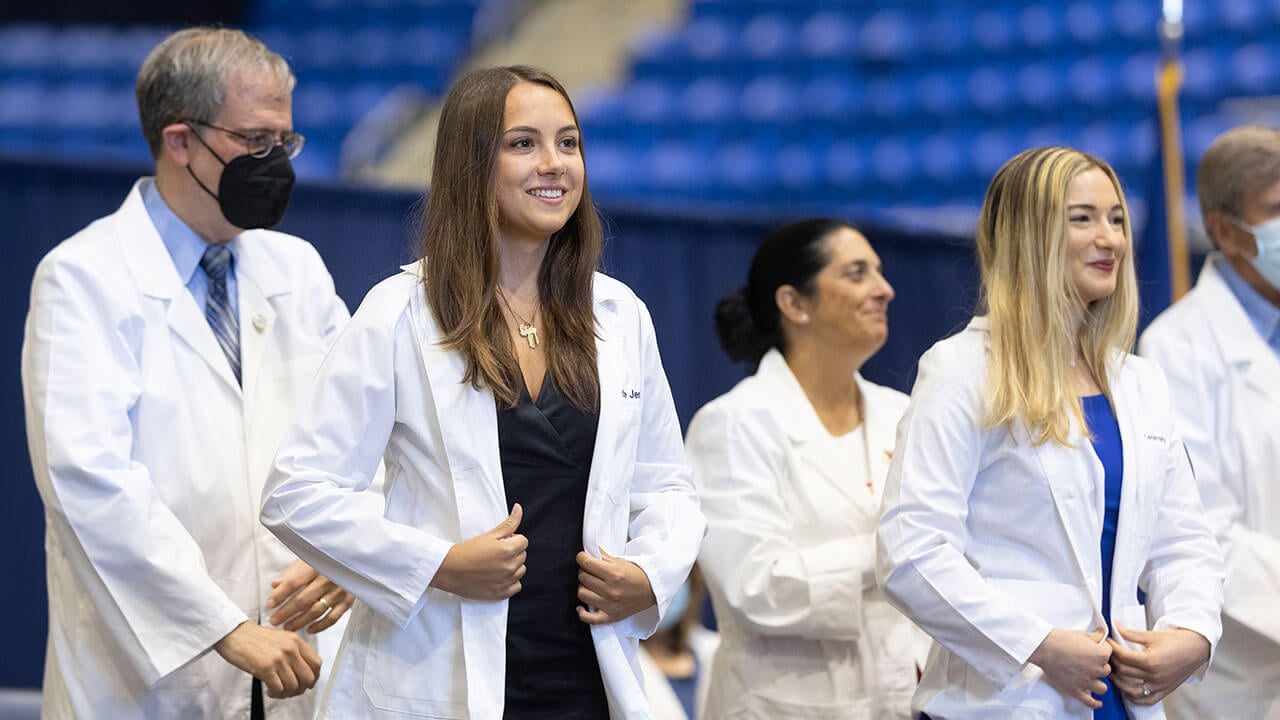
1140, 125, 1280, 719
22, 27, 353, 719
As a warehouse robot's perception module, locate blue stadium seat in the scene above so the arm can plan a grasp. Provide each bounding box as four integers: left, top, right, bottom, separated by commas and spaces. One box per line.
1068, 55, 1121, 108
967, 65, 1016, 116
800, 72, 864, 123
870, 136, 916, 187
741, 13, 798, 61
915, 72, 963, 119
682, 76, 740, 124
823, 138, 870, 191
1064, 1, 1107, 46
740, 74, 799, 124
859, 9, 917, 62
798, 11, 857, 61
1230, 43, 1278, 95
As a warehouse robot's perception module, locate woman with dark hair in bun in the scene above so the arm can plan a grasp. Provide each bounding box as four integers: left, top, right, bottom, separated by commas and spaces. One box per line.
686, 218, 926, 719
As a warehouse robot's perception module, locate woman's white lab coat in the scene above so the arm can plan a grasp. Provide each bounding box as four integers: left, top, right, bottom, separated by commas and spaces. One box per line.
1139, 254, 1280, 720
687, 349, 927, 720
877, 317, 1224, 720
260, 268, 706, 720
22, 181, 349, 719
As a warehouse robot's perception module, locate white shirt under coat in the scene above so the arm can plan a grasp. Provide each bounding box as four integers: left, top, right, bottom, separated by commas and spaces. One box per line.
687, 349, 927, 720
260, 267, 706, 720
1140, 254, 1280, 720
877, 317, 1224, 720
22, 180, 349, 719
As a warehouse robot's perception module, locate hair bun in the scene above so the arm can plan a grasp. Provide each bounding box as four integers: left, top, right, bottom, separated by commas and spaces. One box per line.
714, 288, 771, 364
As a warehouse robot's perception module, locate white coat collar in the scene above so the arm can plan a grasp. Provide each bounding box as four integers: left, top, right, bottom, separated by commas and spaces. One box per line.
120, 179, 292, 300
1193, 255, 1280, 404
116, 179, 292, 393
754, 348, 893, 507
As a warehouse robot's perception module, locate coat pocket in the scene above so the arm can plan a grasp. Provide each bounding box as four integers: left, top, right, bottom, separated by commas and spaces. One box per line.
361, 609, 469, 718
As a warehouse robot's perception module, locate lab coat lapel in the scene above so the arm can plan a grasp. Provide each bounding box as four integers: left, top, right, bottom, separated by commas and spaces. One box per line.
1031, 420, 1105, 619
1108, 366, 1147, 615
859, 378, 898, 497
407, 284, 504, 539
761, 351, 877, 512
116, 182, 241, 395
1200, 257, 1280, 407
584, 288, 623, 556
234, 240, 286, 404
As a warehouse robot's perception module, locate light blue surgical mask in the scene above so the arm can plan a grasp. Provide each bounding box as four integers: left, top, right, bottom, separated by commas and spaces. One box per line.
1230, 215, 1280, 289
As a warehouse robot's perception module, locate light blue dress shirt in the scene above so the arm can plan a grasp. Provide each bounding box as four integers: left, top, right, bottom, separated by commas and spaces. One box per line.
140, 178, 239, 320
1215, 256, 1280, 358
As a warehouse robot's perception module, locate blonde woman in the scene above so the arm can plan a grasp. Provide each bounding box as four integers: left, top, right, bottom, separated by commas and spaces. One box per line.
877, 147, 1224, 719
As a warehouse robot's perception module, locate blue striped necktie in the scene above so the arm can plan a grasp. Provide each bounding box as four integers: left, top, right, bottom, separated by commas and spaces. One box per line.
199, 244, 241, 385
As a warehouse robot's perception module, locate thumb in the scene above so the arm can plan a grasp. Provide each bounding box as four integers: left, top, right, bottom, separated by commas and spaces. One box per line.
1088, 627, 1108, 644
493, 503, 522, 537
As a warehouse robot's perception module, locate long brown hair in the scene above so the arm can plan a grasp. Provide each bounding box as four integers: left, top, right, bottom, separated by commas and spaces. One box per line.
420, 65, 602, 410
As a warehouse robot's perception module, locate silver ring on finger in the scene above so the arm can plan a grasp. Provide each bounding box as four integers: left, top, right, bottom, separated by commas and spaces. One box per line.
1141, 683, 1151, 698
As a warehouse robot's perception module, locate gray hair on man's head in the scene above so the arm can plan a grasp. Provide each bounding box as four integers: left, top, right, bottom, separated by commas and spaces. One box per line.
1197, 125, 1280, 224
136, 27, 295, 157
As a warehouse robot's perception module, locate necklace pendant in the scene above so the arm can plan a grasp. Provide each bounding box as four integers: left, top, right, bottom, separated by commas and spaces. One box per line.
519, 322, 539, 349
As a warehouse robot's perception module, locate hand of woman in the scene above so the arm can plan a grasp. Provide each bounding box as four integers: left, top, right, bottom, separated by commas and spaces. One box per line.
576, 548, 656, 625
430, 504, 527, 601
1106, 625, 1211, 706
1029, 627, 1112, 710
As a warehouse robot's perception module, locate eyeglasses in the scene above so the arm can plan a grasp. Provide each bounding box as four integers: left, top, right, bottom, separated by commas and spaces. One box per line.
185, 119, 306, 160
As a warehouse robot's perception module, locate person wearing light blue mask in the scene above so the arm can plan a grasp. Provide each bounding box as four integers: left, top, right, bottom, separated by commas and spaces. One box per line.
1140, 124, 1280, 720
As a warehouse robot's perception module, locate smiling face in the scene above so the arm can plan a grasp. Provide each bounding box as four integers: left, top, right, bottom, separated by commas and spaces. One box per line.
1065, 166, 1127, 305
492, 81, 585, 247
795, 226, 895, 356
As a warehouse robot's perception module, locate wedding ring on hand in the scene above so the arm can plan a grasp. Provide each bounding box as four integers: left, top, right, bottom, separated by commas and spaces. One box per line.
316, 596, 331, 611
1141, 683, 1152, 698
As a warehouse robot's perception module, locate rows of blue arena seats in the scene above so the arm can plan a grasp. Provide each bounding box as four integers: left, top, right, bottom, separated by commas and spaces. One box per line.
572, 0, 1280, 209
0, 0, 1277, 208
0, 0, 477, 178
579, 110, 1240, 209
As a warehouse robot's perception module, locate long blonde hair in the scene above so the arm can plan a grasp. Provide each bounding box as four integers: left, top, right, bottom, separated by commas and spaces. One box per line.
976, 147, 1137, 445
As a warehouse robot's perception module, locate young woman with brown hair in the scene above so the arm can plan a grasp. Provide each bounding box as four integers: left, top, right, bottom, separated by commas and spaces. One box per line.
259, 65, 705, 720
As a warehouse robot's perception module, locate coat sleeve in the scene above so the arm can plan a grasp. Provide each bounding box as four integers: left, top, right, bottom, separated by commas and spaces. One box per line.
1139, 326, 1274, 646
876, 346, 1054, 686
1129, 359, 1225, 671
22, 250, 248, 686
260, 281, 453, 629
688, 402, 874, 640
611, 298, 707, 640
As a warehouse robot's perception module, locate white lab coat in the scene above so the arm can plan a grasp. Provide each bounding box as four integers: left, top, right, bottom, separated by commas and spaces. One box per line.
687, 349, 927, 720
22, 181, 350, 719
1139, 254, 1280, 720
260, 267, 706, 720
877, 317, 1224, 720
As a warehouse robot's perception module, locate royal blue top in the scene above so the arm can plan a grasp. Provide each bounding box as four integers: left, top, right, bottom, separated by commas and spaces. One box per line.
1083, 393, 1131, 720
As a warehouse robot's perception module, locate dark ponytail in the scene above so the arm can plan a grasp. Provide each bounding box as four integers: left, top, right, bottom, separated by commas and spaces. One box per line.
714, 218, 847, 366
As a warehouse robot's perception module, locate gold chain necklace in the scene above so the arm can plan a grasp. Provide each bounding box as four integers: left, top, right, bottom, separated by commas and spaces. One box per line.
497, 288, 540, 349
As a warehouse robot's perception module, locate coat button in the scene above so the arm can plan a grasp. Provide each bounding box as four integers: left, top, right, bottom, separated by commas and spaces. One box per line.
252, 314, 267, 332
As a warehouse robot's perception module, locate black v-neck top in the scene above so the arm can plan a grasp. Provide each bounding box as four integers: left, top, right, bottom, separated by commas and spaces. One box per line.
498, 373, 608, 719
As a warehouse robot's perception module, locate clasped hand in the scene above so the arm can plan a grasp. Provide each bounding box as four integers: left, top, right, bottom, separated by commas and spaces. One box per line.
213, 559, 353, 698
1030, 624, 1211, 709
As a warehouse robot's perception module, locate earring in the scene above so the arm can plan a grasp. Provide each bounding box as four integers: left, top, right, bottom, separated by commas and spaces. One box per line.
799, 314, 809, 321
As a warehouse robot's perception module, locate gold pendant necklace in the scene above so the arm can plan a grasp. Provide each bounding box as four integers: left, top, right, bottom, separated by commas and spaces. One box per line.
497, 287, 540, 349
